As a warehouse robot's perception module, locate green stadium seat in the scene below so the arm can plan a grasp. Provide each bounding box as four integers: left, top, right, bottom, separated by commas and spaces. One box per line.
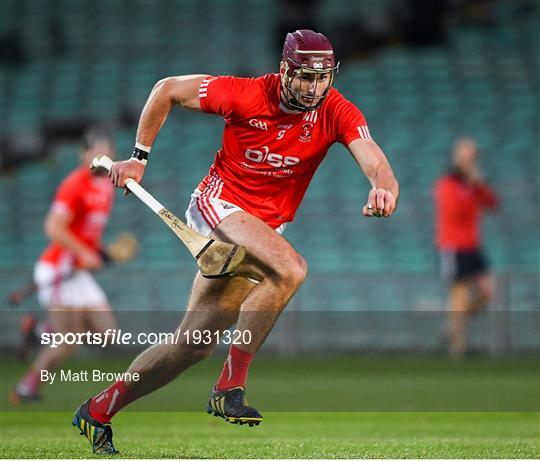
1, 0, 538, 310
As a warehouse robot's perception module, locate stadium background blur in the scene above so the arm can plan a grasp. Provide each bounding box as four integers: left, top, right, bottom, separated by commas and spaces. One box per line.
1, 1, 539, 457
1, 0, 539, 400
2, 0, 538, 352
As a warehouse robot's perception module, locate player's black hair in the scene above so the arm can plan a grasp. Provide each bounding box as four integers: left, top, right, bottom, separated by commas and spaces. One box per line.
81, 127, 112, 150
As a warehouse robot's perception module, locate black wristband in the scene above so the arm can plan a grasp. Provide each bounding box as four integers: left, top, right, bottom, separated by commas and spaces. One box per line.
131, 147, 149, 163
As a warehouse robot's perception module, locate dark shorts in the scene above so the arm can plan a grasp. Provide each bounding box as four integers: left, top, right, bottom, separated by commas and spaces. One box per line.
439, 249, 489, 284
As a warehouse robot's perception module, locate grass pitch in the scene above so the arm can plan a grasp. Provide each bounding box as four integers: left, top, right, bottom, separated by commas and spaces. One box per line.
2, 411, 539, 458
1, 356, 539, 458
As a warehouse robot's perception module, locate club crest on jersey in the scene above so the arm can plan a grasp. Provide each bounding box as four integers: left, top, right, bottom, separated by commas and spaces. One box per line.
299, 122, 313, 142
299, 110, 318, 142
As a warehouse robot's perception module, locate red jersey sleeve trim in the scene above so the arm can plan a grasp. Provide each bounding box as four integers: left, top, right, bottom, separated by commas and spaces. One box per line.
198, 75, 237, 118
328, 90, 371, 146
198, 75, 213, 100
342, 124, 373, 146
198, 76, 215, 113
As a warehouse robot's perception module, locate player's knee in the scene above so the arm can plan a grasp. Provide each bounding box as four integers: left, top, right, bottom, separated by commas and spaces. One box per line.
179, 341, 215, 362
479, 283, 494, 303
294, 255, 309, 287
477, 276, 495, 303
276, 254, 308, 292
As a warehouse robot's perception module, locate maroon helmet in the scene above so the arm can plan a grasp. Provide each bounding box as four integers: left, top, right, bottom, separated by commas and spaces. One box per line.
281, 29, 339, 111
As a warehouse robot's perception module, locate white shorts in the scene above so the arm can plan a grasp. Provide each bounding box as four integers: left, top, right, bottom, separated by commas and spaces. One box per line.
34, 261, 108, 309
185, 188, 286, 237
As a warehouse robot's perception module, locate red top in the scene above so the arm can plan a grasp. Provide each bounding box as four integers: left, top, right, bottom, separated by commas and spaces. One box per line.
434, 173, 498, 250
39, 167, 114, 267
198, 73, 371, 228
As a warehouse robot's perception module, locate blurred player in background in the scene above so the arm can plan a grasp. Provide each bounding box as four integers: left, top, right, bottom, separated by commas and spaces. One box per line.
73, 30, 399, 454
11, 129, 117, 402
434, 137, 498, 360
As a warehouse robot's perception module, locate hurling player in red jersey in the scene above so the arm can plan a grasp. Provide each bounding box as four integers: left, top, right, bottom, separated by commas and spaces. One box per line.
73, 30, 399, 454
12, 130, 117, 403
434, 137, 498, 359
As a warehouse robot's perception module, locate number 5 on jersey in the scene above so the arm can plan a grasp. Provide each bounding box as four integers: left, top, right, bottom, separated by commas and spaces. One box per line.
276, 130, 286, 140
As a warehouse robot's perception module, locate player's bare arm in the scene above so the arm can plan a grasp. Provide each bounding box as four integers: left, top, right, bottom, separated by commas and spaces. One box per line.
44, 210, 103, 270
347, 138, 399, 218
110, 75, 207, 188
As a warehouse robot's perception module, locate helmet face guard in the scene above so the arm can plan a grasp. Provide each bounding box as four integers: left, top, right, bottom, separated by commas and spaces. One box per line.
280, 30, 339, 112
281, 61, 339, 111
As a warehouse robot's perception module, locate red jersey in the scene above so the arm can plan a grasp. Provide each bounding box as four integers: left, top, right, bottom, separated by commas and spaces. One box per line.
434, 172, 498, 250
198, 73, 371, 228
40, 167, 114, 267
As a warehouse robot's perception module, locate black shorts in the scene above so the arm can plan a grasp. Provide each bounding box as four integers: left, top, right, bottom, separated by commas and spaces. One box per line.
439, 249, 489, 284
